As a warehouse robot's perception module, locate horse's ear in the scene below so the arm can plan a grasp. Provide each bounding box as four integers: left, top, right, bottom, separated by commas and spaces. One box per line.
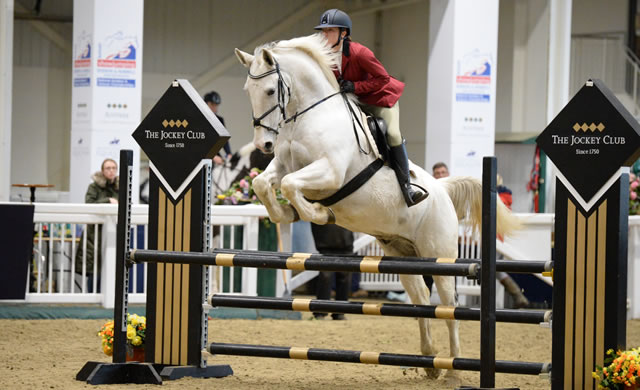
235, 48, 254, 68
262, 49, 275, 67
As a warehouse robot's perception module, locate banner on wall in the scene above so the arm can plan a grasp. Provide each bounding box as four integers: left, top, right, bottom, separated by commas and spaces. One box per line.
70, 0, 143, 203
450, 0, 499, 177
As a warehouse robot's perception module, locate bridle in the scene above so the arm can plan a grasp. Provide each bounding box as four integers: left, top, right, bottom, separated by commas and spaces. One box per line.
248, 58, 341, 135
248, 60, 290, 135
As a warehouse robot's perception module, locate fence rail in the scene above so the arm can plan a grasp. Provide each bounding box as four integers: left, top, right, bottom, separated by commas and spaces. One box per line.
3, 201, 640, 319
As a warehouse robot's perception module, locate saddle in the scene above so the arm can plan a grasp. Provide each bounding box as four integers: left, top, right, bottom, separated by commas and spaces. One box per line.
365, 115, 390, 162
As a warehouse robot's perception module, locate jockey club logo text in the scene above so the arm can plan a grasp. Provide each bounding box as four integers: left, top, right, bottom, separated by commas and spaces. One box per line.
550, 122, 625, 154
142, 119, 206, 148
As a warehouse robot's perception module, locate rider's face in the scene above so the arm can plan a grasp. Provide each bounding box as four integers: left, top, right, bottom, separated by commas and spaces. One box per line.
321, 27, 345, 51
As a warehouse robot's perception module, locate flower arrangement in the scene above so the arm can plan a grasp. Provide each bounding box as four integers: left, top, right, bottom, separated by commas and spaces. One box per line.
630, 174, 640, 215
98, 313, 146, 356
216, 168, 289, 206
216, 168, 263, 206
593, 347, 640, 389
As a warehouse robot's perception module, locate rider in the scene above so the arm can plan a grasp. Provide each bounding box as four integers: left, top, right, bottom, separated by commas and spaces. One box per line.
315, 8, 428, 207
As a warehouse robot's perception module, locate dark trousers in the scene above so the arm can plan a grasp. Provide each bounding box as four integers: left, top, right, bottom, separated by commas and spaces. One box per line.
422, 275, 434, 292
316, 271, 350, 301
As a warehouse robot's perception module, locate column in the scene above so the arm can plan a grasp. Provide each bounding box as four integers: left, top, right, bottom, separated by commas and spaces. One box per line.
70, 0, 143, 202
426, 0, 499, 178
0, 0, 13, 201
544, 0, 573, 213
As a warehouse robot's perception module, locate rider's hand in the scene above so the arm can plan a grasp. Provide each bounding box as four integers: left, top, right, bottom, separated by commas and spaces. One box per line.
340, 79, 355, 93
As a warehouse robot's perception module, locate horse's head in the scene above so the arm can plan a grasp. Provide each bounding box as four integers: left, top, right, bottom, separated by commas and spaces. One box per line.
235, 47, 289, 154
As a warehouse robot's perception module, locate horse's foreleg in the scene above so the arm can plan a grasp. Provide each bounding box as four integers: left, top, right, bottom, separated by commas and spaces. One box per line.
398, 274, 441, 379
433, 275, 461, 379
279, 158, 341, 225
253, 161, 298, 224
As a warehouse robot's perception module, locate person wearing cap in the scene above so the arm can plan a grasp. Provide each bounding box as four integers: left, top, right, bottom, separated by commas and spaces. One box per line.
314, 9, 427, 207
204, 91, 232, 165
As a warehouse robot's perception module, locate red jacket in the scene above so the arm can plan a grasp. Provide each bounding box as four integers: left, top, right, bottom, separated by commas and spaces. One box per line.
335, 41, 404, 108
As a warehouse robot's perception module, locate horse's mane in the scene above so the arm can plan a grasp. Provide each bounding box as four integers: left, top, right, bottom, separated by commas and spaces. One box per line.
255, 34, 341, 90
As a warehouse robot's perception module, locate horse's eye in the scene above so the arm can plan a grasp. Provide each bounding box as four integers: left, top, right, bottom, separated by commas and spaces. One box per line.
267, 89, 275, 96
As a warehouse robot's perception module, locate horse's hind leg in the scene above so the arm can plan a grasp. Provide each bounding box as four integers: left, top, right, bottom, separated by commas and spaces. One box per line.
433, 275, 461, 379
398, 274, 441, 379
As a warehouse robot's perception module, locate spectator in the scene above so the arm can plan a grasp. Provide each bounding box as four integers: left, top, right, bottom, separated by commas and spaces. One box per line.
432, 162, 449, 179
74, 158, 119, 291
310, 223, 353, 320
204, 90, 232, 165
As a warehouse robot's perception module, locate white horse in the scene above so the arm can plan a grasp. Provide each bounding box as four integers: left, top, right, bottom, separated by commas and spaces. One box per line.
235, 34, 519, 379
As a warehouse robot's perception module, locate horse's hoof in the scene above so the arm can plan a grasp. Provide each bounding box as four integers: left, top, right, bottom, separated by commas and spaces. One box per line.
423, 367, 441, 379
443, 371, 461, 387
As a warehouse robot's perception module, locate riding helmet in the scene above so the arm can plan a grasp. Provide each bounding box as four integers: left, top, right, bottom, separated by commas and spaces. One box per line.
314, 9, 352, 36
204, 91, 221, 105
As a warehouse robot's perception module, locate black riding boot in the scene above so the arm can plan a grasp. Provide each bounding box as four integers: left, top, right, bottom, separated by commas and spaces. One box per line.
390, 141, 428, 207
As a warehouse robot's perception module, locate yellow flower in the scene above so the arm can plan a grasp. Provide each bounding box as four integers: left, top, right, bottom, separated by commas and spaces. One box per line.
130, 315, 139, 327
132, 336, 143, 346
103, 344, 113, 356
217, 194, 225, 200
127, 325, 136, 339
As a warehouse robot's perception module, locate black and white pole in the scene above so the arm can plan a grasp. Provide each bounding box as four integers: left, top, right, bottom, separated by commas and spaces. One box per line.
113, 149, 134, 363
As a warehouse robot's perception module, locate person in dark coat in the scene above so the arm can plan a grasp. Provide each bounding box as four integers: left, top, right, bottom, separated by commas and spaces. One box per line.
204, 90, 232, 165
314, 9, 427, 208
310, 223, 353, 320
74, 158, 119, 288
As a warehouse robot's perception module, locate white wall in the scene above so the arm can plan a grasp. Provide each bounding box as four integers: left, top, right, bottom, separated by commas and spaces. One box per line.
384, 0, 429, 166
572, 0, 627, 35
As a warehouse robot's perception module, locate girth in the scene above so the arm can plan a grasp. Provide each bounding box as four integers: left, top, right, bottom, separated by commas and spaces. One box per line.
306, 158, 385, 207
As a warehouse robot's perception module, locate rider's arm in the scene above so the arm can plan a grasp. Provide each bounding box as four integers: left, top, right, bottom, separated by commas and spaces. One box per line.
352, 46, 390, 95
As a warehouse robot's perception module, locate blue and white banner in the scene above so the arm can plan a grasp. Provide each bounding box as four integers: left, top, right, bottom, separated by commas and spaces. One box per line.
70, 0, 143, 203
450, 0, 498, 177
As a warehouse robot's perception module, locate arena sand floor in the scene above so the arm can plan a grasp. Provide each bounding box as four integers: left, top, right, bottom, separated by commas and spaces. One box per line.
1, 313, 639, 389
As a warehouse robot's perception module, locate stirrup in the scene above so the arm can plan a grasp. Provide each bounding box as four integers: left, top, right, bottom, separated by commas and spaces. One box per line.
402, 184, 428, 207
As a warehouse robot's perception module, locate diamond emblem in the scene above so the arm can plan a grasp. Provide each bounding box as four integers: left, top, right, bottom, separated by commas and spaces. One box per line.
537, 79, 640, 203
132, 79, 230, 194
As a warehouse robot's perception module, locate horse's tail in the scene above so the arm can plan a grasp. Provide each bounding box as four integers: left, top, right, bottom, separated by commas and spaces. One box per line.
439, 176, 521, 237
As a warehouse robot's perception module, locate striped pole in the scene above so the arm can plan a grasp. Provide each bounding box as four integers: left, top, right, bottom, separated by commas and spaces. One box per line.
212, 248, 552, 274
130, 250, 480, 278
208, 342, 550, 376
209, 294, 552, 324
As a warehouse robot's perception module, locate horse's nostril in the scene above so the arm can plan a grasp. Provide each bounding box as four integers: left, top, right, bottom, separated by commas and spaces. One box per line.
265, 142, 273, 150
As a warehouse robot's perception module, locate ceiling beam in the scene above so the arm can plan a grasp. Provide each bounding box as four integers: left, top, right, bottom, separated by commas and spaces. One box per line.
191, 0, 423, 89
14, 2, 70, 54
192, 1, 323, 90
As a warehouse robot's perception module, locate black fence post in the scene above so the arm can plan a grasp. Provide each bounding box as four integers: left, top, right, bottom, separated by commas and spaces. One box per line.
480, 156, 497, 388
113, 149, 133, 363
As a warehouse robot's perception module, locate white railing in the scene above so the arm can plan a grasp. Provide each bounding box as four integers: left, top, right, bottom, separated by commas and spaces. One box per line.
5, 202, 290, 308
5, 201, 640, 318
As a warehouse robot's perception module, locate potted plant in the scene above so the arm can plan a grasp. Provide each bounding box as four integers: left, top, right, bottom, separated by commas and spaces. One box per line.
593, 348, 640, 389
98, 313, 146, 361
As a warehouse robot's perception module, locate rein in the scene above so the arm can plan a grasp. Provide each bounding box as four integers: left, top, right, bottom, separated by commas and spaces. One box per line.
249, 57, 383, 208
248, 59, 342, 134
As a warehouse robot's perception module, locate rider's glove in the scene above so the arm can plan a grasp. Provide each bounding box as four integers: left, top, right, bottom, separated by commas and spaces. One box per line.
340, 79, 355, 94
